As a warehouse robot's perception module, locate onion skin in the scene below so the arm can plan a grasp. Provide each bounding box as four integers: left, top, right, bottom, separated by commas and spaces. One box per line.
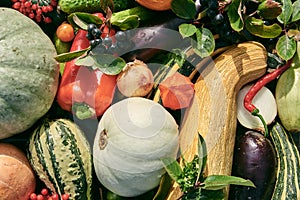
275, 66, 300, 132
117, 59, 154, 97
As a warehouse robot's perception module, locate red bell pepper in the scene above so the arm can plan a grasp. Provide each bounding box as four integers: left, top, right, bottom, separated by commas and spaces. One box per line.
56, 14, 117, 119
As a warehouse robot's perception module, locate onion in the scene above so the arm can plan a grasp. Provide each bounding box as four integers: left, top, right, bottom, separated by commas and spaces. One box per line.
117, 59, 154, 97
237, 85, 277, 131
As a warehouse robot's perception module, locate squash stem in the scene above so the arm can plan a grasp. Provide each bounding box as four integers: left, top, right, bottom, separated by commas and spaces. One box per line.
252, 108, 268, 138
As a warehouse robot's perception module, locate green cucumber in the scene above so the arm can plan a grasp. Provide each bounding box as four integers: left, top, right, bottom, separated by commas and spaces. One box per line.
27, 119, 93, 200
58, 0, 103, 14
270, 122, 300, 199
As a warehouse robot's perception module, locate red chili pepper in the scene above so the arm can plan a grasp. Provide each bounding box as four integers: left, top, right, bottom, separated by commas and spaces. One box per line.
243, 59, 292, 136
56, 14, 117, 119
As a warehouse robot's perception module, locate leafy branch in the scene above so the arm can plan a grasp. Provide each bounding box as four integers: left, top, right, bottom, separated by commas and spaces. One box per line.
161, 133, 255, 199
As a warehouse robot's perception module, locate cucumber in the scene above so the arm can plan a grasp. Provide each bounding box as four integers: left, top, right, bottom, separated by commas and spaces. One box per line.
27, 119, 93, 200
270, 122, 300, 199
58, 0, 103, 14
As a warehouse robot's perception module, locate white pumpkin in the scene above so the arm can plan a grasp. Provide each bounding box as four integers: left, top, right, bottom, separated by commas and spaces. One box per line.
93, 97, 179, 197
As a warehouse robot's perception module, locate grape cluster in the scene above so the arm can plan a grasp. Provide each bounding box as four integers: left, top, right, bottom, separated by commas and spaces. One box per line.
86, 23, 134, 56
11, 0, 57, 23
200, 0, 239, 44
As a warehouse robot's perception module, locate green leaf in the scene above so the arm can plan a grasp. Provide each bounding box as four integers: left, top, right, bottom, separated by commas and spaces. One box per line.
191, 28, 215, 58
276, 34, 297, 61
91, 54, 126, 75
110, 6, 158, 30
197, 133, 207, 179
257, 0, 282, 19
202, 175, 255, 190
54, 47, 90, 63
111, 15, 140, 30
277, 0, 293, 25
68, 12, 103, 30
171, 0, 197, 20
179, 23, 197, 38
227, 0, 244, 32
245, 17, 282, 38
292, 0, 300, 22
75, 55, 94, 66
161, 157, 183, 182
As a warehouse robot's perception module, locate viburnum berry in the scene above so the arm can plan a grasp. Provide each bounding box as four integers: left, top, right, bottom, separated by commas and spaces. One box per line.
12, 2, 21, 9
10, 0, 57, 24
62, 194, 70, 200
51, 194, 59, 200
29, 193, 37, 200
41, 188, 49, 196
43, 16, 52, 23
36, 194, 44, 200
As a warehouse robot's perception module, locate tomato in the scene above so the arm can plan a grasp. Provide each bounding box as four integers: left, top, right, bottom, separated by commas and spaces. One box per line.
56, 23, 75, 42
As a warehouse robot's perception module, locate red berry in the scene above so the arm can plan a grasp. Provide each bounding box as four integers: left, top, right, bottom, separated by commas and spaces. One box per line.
30, 193, 37, 200
25, 7, 31, 13
11, 0, 18, 2
41, 188, 49, 196
51, 194, 59, 200
62, 194, 70, 200
46, 5, 53, 12
31, 3, 38, 10
41, 6, 48, 13
36, 8, 42, 15
35, 14, 42, 22
12, 2, 21, 9
28, 12, 35, 18
24, 1, 31, 7
43, 16, 52, 23
37, 194, 44, 200
20, 0, 26, 2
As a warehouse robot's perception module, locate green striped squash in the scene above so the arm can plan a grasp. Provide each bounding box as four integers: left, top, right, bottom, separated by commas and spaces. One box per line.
270, 122, 300, 199
27, 119, 92, 200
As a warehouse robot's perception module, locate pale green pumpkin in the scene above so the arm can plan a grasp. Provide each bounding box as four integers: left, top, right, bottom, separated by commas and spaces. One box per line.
93, 97, 179, 197
0, 8, 59, 139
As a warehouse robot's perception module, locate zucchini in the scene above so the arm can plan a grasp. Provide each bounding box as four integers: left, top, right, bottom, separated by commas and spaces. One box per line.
270, 122, 300, 199
27, 119, 93, 200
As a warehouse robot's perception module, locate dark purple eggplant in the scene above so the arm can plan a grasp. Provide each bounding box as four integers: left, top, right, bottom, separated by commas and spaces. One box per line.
229, 131, 276, 200
121, 0, 202, 62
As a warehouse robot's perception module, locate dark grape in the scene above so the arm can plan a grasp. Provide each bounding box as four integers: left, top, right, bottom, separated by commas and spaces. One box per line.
214, 13, 224, 24
115, 31, 127, 41
102, 37, 113, 47
90, 38, 102, 48
86, 32, 94, 40
87, 24, 97, 33
91, 28, 101, 38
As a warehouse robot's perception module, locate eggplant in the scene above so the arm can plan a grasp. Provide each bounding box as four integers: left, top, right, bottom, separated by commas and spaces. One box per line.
122, 16, 191, 62
121, 0, 202, 62
229, 131, 276, 200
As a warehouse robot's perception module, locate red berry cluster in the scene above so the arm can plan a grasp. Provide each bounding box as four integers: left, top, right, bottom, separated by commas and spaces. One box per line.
30, 188, 70, 200
11, 0, 57, 23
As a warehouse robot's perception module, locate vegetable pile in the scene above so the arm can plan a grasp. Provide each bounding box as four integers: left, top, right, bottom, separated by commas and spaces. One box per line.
1, 0, 300, 199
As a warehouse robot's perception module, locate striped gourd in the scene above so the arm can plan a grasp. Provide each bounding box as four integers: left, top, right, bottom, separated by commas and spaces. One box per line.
270, 122, 300, 199
27, 119, 92, 200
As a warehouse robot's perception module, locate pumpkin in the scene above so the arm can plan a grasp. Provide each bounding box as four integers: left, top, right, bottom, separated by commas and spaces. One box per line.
93, 97, 179, 197
275, 66, 300, 132
0, 143, 36, 200
0, 8, 59, 139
